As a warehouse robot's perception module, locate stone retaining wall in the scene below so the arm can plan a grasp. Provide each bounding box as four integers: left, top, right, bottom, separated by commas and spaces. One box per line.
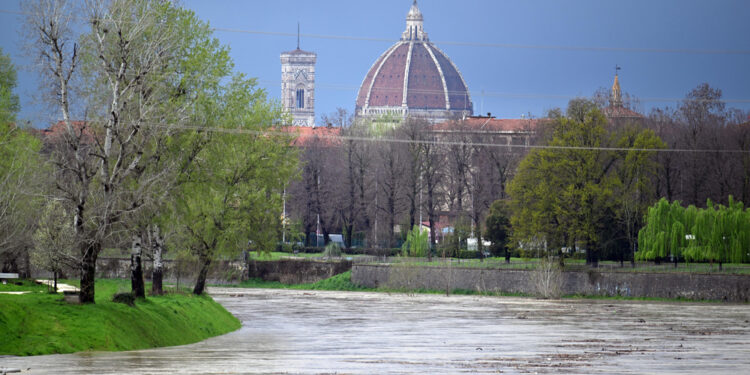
248, 259, 352, 284
351, 264, 750, 302
92, 257, 352, 285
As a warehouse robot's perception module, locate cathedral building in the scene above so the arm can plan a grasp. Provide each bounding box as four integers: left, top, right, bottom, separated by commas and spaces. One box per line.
355, 0, 473, 122
281, 35, 317, 127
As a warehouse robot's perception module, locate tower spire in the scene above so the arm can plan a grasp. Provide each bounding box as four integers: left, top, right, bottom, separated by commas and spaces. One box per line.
297, 22, 300, 50
611, 65, 623, 108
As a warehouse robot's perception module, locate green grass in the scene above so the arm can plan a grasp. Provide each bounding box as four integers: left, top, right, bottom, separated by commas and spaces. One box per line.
234, 271, 373, 291
225, 271, 529, 298
0, 279, 240, 356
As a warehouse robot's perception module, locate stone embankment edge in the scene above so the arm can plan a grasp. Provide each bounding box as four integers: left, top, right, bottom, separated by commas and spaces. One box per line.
351, 264, 750, 302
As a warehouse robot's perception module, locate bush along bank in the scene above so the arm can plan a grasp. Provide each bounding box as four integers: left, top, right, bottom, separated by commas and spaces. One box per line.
0, 279, 240, 356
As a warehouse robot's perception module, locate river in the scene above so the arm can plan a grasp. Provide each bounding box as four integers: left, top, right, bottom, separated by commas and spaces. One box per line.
2, 288, 749, 374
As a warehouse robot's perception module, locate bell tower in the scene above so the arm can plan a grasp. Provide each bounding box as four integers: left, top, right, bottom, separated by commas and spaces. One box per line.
281, 24, 316, 127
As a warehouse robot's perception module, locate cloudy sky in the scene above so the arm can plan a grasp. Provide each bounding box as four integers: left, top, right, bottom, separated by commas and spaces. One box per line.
2, 0, 749, 126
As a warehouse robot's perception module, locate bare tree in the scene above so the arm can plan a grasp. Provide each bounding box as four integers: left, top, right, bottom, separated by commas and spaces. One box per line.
25, 0, 210, 302
375, 128, 406, 248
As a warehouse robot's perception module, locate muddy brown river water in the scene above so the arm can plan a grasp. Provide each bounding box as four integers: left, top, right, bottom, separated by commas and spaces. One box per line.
2, 288, 749, 374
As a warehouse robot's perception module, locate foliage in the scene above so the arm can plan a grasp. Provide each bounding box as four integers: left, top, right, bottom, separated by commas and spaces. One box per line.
0, 49, 43, 267
322, 242, 342, 258
508, 101, 664, 264
31, 200, 77, 276
0, 47, 19, 125
0, 279, 240, 356
484, 200, 511, 257
637, 197, 750, 265
176, 74, 298, 294
401, 225, 429, 257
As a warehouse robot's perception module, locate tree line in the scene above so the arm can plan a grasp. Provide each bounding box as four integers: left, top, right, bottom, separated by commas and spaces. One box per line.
0, 0, 297, 303
287, 84, 749, 266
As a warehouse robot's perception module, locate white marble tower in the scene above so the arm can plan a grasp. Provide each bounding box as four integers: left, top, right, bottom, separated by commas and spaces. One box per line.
281, 29, 316, 127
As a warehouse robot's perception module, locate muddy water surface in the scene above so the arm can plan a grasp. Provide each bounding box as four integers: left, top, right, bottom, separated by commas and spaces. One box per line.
2, 288, 749, 374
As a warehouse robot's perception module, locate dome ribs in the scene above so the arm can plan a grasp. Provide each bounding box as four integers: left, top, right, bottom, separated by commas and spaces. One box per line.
368, 43, 409, 108
405, 43, 445, 110
432, 46, 472, 111
356, 43, 400, 109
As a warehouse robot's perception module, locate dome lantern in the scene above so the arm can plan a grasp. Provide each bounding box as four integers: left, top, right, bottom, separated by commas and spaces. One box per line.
402, 0, 428, 41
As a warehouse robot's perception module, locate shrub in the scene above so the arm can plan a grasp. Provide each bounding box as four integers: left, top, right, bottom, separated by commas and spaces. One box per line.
401, 226, 429, 257
530, 256, 562, 299
112, 292, 135, 306
322, 242, 342, 258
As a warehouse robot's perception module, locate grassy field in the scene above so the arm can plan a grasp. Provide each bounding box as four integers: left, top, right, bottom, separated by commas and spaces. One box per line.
0, 279, 240, 356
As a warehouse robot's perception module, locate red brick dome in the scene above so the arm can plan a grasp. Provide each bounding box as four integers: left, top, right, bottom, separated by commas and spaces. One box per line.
355, 1, 473, 121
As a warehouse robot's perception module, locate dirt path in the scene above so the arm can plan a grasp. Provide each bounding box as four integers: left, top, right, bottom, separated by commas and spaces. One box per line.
34, 280, 79, 293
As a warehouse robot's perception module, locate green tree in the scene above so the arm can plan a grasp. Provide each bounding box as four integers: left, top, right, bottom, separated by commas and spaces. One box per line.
401, 225, 429, 257
176, 75, 298, 295
484, 200, 511, 262
0, 47, 19, 125
31, 200, 76, 292
0, 49, 43, 274
25, 0, 237, 302
508, 100, 664, 266
640, 196, 750, 269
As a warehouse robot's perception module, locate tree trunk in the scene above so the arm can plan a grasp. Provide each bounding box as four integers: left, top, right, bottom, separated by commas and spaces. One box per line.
193, 254, 212, 295
505, 248, 511, 264
79, 243, 99, 304
53, 271, 58, 293
130, 235, 145, 299
23, 247, 31, 279
151, 225, 165, 295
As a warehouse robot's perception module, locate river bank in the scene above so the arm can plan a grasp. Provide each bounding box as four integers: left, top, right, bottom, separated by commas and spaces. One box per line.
2, 288, 749, 374
0, 279, 240, 356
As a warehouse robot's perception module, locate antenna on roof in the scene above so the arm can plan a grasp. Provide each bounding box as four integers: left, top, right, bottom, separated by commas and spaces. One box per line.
297, 22, 300, 49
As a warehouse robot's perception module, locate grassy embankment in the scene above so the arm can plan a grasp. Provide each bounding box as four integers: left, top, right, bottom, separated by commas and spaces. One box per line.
0, 279, 240, 356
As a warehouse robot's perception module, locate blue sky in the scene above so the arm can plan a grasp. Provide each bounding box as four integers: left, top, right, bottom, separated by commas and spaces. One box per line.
1, 0, 749, 126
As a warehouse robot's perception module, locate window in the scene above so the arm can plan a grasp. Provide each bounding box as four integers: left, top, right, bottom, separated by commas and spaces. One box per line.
296, 89, 305, 109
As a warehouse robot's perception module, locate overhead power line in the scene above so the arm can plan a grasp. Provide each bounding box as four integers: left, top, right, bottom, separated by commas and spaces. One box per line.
258, 80, 750, 105
133, 122, 750, 155
216, 28, 750, 56
2, 8, 750, 56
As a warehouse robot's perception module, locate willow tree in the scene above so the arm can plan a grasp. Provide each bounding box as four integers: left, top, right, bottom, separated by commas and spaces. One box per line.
639, 196, 750, 269
636, 198, 691, 266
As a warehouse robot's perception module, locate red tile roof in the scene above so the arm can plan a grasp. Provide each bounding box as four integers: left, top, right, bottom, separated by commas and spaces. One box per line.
431, 116, 540, 133
34, 121, 93, 143
281, 126, 342, 147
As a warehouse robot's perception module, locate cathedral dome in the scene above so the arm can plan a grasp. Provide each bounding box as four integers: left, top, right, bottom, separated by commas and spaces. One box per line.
355, 1, 473, 121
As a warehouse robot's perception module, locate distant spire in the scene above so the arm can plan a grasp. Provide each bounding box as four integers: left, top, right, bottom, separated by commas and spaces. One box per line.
297, 22, 300, 50
611, 65, 623, 108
